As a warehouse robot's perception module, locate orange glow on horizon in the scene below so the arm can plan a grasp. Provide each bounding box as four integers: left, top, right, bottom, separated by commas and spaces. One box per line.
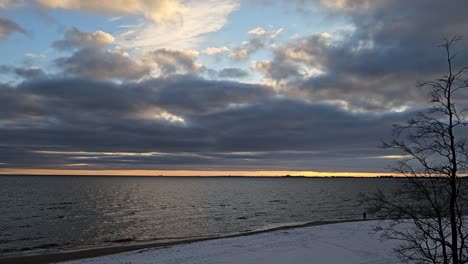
0, 168, 396, 177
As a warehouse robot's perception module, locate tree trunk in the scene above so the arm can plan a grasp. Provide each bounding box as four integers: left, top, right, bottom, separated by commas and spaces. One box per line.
447, 46, 459, 264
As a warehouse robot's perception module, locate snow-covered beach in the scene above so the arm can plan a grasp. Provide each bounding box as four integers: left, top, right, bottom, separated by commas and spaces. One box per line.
60, 220, 400, 264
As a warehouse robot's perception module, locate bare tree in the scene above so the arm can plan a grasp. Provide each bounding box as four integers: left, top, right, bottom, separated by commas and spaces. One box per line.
364, 37, 468, 264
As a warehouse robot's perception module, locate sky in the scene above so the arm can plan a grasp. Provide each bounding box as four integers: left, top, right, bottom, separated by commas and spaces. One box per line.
0, 0, 468, 176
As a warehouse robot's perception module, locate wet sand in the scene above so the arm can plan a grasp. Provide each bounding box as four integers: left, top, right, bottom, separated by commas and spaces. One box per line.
0, 218, 367, 264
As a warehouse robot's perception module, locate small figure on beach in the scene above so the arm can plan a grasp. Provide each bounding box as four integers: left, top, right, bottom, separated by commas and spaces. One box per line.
363, 211, 367, 221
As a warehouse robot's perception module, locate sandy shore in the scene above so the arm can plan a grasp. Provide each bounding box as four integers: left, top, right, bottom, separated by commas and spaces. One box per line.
0, 218, 367, 264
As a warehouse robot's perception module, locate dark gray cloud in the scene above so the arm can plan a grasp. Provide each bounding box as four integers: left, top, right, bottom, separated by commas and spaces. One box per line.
0, 17, 26, 39
0, 75, 272, 127
51, 27, 212, 81
138, 75, 271, 114
0, 75, 411, 171
0, 65, 47, 79
54, 47, 151, 80
251, 0, 468, 112
54, 46, 207, 81
218, 68, 249, 79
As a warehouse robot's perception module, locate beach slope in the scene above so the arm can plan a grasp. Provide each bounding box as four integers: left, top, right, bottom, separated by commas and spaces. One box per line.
62, 220, 399, 264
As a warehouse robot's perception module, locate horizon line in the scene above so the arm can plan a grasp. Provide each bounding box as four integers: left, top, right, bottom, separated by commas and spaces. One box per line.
0, 168, 395, 177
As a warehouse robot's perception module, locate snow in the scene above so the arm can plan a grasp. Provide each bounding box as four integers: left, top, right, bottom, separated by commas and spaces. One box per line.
62, 220, 401, 264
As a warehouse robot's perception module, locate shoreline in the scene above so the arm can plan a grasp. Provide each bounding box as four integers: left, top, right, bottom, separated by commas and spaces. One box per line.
0, 174, 399, 178
0, 218, 369, 264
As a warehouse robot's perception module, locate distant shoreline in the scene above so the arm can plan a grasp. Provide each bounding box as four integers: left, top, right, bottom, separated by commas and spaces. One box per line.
0, 174, 399, 178
0, 218, 369, 264
3, 174, 462, 178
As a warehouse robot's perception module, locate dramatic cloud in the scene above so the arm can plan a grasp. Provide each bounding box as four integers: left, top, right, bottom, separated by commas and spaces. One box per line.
250, 0, 468, 112
138, 76, 271, 114
51, 28, 211, 80
0, 17, 26, 39
49, 27, 150, 80
55, 47, 151, 80
53, 27, 115, 50
36, 0, 186, 22
2, 0, 468, 172
0, 75, 407, 171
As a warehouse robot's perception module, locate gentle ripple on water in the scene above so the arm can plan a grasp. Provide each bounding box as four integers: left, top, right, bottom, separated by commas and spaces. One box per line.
0, 176, 401, 256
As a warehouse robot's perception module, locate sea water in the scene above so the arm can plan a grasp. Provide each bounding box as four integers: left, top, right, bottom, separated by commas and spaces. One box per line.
0, 176, 401, 256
